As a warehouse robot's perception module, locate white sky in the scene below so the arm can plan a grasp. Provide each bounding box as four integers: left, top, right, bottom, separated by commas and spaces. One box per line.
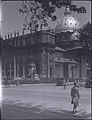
1, 1, 91, 37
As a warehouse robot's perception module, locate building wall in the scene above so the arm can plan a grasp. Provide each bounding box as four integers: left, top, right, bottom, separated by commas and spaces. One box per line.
1, 29, 90, 83
1, 30, 56, 82
55, 30, 89, 81
55, 63, 63, 78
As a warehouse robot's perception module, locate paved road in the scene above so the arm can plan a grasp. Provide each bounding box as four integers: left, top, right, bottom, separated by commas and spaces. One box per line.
1, 84, 91, 119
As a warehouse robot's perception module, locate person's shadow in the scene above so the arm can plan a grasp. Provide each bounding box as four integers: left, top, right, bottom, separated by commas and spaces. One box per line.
60, 109, 91, 119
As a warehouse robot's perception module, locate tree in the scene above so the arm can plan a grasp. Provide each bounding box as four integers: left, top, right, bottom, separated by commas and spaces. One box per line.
19, 0, 86, 32
79, 22, 92, 49
78, 22, 92, 81
19, 1, 49, 32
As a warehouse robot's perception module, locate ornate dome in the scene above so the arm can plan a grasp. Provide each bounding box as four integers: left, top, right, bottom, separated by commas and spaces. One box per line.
55, 7, 80, 33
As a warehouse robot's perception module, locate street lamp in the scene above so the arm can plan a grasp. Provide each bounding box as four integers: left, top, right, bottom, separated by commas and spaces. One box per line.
0, 0, 2, 37
0, 2, 2, 119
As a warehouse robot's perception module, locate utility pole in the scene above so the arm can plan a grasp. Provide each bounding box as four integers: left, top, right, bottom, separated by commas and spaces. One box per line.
89, 0, 92, 83
0, 1, 2, 119
0, 37, 2, 120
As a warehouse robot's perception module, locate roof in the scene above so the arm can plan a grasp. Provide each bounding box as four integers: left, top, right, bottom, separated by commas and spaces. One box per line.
55, 47, 66, 52
55, 7, 80, 33
66, 46, 83, 51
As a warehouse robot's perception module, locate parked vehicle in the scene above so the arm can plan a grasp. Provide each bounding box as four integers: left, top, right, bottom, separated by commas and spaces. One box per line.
85, 77, 92, 88
56, 78, 65, 86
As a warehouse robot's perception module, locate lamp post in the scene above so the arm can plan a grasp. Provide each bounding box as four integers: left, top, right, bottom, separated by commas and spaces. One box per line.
0, 0, 2, 37
0, 2, 2, 118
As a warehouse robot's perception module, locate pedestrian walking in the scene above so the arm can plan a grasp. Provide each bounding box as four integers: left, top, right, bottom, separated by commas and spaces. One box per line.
71, 82, 80, 114
75, 79, 80, 88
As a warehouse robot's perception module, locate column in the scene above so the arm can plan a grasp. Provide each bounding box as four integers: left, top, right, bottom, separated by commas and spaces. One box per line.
17, 55, 19, 77
14, 55, 16, 79
22, 55, 25, 78
4, 58, 6, 77
40, 48, 46, 79
47, 48, 50, 80
82, 56, 87, 81
53, 52, 55, 78
3, 57, 5, 77
79, 56, 82, 79
10, 56, 12, 78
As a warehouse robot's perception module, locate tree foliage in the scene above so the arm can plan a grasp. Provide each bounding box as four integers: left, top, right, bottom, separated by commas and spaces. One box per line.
79, 22, 92, 79
79, 22, 92, 50
19, 0, 86, 31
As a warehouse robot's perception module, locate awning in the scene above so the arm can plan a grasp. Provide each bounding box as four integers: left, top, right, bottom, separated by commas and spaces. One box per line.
55, 57, 77, 64
55, 46, 66, 52
66, 46, 83, 51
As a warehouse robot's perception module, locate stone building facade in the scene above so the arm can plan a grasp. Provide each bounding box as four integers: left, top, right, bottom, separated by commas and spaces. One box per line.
1, 7, 91, 83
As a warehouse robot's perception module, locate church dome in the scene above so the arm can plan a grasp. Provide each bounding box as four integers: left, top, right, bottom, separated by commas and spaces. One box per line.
55, 7, 80, 33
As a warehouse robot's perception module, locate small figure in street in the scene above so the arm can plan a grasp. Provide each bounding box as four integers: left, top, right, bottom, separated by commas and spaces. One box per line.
63, 80, 67, 89
75, 79, 80, 88
71, 82, 80, 114
16, 80, 19, 86
16, 79, 22, 86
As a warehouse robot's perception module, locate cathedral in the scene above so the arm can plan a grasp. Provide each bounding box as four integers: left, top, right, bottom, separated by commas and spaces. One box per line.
1, 7, 91, 84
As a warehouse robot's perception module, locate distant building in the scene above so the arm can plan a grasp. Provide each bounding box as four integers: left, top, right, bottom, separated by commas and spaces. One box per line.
1, 7, 91, 83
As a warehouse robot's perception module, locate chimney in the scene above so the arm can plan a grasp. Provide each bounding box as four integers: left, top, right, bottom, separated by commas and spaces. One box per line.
8, 33, 9, 39
14, 31, 16, 37
5, 35, 7, 39
17, 30, 19, 36
22, 29, 24, 35
10, 33, 12, 38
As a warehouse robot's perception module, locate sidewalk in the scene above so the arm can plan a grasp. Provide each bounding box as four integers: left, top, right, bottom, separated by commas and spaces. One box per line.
2, 82, 74, 87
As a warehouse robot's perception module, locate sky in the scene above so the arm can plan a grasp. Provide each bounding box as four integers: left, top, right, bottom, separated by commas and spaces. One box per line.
0, 1, 1, 24
1, 1, 91, 37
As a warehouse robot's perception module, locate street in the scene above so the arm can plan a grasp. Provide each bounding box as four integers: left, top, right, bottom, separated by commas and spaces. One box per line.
1, 83, 91, 119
